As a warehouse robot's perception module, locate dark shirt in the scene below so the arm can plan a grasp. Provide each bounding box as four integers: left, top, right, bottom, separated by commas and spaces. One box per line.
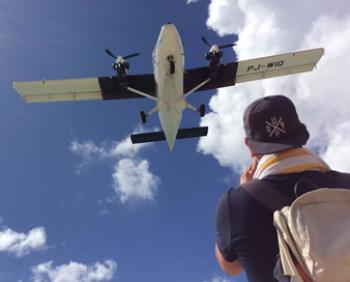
216, 170, 350, 282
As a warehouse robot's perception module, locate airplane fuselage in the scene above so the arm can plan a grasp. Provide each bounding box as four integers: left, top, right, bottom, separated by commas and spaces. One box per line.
153, 24, 185, 151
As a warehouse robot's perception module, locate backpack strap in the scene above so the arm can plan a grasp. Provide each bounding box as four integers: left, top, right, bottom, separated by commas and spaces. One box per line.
242, 179, 294, 211
293, 178, 319, 197
332, 170, 350, 188
243, 170, 350, 211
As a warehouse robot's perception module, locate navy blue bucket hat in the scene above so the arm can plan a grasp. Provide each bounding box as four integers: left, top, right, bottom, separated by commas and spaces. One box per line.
243, 95, 309, 154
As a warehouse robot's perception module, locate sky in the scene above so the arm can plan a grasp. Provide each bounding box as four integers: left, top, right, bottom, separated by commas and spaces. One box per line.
1, 0, 350, 281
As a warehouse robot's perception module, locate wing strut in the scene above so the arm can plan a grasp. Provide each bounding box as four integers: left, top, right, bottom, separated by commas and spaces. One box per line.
126, 86, 158, 101
183, 78, 211, 98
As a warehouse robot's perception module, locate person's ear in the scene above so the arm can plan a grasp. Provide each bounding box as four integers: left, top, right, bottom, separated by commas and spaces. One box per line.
244, 137, 254, 157
244, 137, 259, 158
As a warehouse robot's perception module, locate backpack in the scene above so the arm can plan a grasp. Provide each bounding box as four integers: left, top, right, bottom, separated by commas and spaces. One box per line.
244, 177, 350, 282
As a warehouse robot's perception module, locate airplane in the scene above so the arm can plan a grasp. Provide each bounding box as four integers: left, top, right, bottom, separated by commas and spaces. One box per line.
13, 23, 324, 151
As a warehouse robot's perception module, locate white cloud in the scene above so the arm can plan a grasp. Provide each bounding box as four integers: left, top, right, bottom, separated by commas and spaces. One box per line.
111, 136, 150, 158
199, 0, 350, 172
0, 227, 47, 257
187, 0, 200, 4
198, 86, 254, 171
206, 0, 245, 37
32, 259, 116, 282
70, 129, 152, 168
203, 275, 240, 282
209, 277, 230, 282
70, 140, 110, 171
112, 158, 160, 203
70, 129, 159, 203
321, 121, 350, 172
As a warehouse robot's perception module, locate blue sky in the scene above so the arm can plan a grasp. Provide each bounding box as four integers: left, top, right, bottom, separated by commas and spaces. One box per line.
0, 1, 243, 281
2, 0, 350, 281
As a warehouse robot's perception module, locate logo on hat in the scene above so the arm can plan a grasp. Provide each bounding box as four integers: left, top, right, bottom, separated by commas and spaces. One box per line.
265, 116, 286, 138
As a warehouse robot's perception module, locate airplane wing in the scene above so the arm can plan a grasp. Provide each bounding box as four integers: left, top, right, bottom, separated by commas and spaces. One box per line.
14, 48, 324, 103
13, 74, 156, 103
184, 48, 324, 93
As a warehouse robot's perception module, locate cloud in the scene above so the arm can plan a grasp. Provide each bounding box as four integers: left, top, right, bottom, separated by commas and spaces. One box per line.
70, 128, 152, 168
206, 0, 245, 37
70, 140, 110, 171
0, 227, 47, 257
70, 130, 159, 203
208, 277, 230, 282
111, 135, 150, 158
320, 121, 350, 172
199, 0, 350, 172
187, 0, 201, 4
198, 87, 254, 171
203, 275, 241, 282
32, 259, 116, 282
112, 158, 160, 203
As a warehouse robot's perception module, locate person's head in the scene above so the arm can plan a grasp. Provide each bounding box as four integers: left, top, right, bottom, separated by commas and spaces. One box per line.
243, 95, 309, 156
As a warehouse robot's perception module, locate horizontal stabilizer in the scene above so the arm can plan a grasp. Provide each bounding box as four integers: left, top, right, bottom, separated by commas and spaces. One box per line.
131, 126, 208, 144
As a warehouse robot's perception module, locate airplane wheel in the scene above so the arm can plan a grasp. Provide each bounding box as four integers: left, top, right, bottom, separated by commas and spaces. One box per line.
199, 104, 205, 117
140, 111, 147, 124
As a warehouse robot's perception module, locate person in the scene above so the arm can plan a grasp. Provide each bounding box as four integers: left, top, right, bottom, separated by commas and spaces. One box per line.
215, 95, 350, 281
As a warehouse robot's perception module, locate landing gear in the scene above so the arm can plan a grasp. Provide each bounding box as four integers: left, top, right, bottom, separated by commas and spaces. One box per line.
140, 111, 147, 124
139, 106, 157, 124
186, 103, 206, 117
198, 104, 205, 117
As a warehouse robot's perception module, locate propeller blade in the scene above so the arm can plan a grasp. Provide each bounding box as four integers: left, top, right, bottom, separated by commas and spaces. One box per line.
201, 36, 211, 47
218, 43, 236, 49
123, 53, 140, 60
105, 49, 117, 59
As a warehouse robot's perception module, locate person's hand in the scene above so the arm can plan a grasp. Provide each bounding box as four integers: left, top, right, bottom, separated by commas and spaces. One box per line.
240, 157, 259, 184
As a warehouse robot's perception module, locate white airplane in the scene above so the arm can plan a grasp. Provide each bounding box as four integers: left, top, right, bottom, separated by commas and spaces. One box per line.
13, 23, 324, 151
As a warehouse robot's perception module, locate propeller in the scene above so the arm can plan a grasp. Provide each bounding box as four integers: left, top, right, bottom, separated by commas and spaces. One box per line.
201, 36, 236, 51
105, 49, 140, 63
201, 37, 236, 77
105, 48, 140, 76
105, 48, 117, 59
105, 49, 140, 88
123, 53, 140, 60
201, 36, 211, 47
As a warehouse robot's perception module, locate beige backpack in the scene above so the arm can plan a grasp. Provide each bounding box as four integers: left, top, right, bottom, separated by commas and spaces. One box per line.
274, 188, 350, 282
